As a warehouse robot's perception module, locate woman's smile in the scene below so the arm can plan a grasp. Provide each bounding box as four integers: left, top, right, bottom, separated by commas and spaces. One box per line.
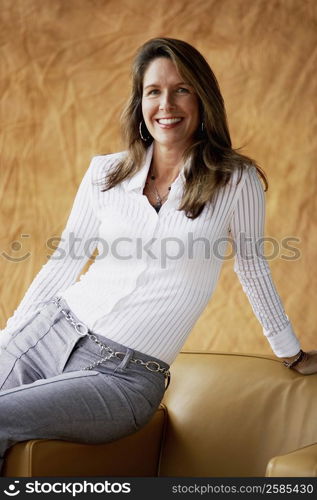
155, 117, 184, 127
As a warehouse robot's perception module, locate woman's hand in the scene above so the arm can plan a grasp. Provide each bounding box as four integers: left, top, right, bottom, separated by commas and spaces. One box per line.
291, 351, 317, 375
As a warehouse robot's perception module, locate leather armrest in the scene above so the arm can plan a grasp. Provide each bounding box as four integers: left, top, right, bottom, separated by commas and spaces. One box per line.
266, 443, 317, 477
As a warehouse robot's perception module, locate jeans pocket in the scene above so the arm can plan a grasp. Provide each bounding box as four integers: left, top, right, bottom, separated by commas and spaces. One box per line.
58, 334, 86, 372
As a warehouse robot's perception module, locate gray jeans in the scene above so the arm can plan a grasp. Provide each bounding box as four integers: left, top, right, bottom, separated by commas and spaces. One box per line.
0, 297, 169, 474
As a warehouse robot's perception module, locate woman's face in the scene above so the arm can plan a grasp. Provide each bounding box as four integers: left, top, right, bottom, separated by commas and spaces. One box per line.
141, 57, 200, 151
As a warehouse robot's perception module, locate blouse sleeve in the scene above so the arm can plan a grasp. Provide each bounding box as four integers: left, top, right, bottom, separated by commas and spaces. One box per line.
229, 166, 301, 357
0, 157, 101, 344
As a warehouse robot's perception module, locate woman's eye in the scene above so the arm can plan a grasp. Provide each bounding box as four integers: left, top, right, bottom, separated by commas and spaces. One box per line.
145, 87, 190, 96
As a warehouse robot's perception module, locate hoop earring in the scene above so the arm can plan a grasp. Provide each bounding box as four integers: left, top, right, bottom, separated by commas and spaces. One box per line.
139, 121, 151, 141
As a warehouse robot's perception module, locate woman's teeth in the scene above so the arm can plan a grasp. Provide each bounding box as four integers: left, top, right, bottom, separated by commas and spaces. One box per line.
157, 118, 182, 125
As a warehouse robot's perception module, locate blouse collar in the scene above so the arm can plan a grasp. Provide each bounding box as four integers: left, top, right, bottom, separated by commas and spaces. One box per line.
122, 143, 187, 194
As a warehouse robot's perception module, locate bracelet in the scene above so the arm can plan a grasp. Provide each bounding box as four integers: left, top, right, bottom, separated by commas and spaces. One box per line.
282, 349, 306, 369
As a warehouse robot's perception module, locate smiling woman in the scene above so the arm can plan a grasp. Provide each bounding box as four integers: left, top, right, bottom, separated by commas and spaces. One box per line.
0, 37, 316, 476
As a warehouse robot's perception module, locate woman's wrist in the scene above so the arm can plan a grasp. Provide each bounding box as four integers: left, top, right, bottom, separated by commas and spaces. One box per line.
282, 351, 301, 362
282, 349, 306, 369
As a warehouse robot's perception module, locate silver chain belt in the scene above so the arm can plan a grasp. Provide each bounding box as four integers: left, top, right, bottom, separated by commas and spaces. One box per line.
51, 298, 171, 388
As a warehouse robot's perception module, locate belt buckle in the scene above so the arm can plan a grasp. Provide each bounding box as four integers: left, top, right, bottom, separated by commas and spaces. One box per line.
145, 360, 161, 372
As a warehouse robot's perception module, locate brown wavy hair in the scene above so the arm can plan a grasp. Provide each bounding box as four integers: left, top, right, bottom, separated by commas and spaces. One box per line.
101, 37, 268, 219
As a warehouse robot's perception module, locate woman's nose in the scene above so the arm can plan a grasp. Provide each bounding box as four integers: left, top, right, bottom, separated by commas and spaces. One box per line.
159, 91, 175, 111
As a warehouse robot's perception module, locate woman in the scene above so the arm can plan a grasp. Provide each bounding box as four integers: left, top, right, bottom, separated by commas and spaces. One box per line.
0, 37, 316, 472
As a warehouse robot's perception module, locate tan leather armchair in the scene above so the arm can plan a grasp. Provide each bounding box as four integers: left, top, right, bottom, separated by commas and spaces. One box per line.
3, 352, 317, 477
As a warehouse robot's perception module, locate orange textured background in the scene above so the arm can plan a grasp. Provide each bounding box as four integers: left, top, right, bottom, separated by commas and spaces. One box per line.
0, 0, 316, 357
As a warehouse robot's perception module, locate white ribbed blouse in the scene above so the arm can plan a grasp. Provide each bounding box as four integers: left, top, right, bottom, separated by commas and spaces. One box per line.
1, 144, 301, 364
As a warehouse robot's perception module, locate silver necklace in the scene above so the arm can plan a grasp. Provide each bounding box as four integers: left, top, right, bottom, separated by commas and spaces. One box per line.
145, 169, 172, 210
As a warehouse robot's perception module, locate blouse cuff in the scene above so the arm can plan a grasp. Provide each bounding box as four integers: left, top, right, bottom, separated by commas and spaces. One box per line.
264, 322, 301, 358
